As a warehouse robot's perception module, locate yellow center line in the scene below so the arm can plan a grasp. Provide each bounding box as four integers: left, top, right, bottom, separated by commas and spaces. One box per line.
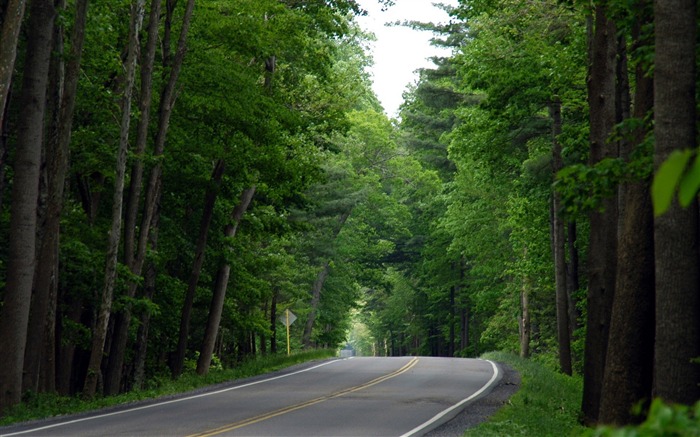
187, 357, 420, 437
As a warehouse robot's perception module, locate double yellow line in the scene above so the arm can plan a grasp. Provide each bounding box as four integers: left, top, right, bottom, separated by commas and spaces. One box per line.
188, 357, 419, 437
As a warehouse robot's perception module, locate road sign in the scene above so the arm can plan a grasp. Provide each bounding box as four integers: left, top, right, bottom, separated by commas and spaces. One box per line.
279, 309, 296, 355
278, 309, 296, 327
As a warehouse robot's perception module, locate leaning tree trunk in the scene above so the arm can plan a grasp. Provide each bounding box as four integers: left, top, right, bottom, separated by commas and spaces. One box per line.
196, 186, 256, 375
652, 0, 700, 405
171, 159, 226, 378
581, 3, 619, 425
551, 97, 572, 375
82, 0, 145, 399
0, 0, 56, 414
0, 0, 26, 132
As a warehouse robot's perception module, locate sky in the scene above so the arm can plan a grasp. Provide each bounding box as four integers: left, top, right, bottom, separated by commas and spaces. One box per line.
355, 0, 457, 117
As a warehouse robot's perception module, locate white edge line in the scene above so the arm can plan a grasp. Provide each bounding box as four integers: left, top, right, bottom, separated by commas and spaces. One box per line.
399, 359, 501, 437
1, 359, 345, 436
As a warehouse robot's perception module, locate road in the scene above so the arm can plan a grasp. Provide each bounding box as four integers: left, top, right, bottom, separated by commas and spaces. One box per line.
0, 356, 501, 437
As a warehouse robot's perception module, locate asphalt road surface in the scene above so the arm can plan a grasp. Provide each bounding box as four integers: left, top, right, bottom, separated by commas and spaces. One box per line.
0, 356, 502, 437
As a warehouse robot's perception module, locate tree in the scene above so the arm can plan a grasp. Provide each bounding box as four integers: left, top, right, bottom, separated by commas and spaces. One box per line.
0, 0, 26, 131
0, 0, 56, 413
651, 0, 700, 405
82, 0, 146, 398
598, 0, 655, 424
23, 0, 89, 395
581, 3, 620, 425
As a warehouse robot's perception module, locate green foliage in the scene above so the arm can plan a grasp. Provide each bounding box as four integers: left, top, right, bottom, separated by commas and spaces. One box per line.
585, 399, 700, 437
651, 149, 700, 217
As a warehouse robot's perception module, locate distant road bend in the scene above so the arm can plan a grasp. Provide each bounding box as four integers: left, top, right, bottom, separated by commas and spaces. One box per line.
0, 356, 502, 437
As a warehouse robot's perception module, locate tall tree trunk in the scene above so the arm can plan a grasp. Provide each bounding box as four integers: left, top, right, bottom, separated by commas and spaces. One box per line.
24, 0, 88, 396
270, 290, 278, 354
171, 159, 226, 378
652, 0, 700, 404
0, 0, 56, 414
581, 3, 619, 425
551, 98, 572, 375
0, 0, 26, 131
196, 186, 256, 375
566, 222, 580, 340
599, 30, 654, 426
130, 203, 159, 391
105, 0, 194, 393
82, 0, 145, 399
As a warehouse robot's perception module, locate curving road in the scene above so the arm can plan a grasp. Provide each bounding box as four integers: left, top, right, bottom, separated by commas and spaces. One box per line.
0, 357, 501, 437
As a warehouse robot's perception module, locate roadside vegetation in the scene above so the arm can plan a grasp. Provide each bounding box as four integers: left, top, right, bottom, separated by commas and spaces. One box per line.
466, 352, 586, 436
0, 350, 335, 427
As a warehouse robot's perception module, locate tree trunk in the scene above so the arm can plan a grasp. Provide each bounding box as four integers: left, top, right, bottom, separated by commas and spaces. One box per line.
171, 159, 225, 378
0, 0, 56, 413
270, 290, 278, 354
82, 0, 145, 399
196, 186, 256, 375
551, 98, 572, 375
566, 221, 580, 340
302, 262, 330, 349
598, 7, 655, 424
123, 0, 161, 270
0, 0, 26, 131
302, 208, 352, 349
581, 3, 619, 425
131, 204, 159, 391
24, 0, 88, 396
105, 0, 194, 393
652, 0, 700, 404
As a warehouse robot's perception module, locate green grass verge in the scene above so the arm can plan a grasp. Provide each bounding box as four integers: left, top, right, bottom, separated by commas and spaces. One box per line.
0, 349, 336, 426
464, 351, 587, 437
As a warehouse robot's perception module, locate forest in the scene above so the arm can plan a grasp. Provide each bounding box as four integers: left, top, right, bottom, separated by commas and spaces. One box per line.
0, 0, 699, 430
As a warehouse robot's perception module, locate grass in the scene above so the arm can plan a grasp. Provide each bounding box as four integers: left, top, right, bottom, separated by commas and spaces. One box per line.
0, 349, 336, 426
464, 351, 588, 436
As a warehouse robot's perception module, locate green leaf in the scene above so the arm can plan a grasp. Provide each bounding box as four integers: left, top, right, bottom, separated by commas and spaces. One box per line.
678, 154, 700, 207
652, 149, 693, 217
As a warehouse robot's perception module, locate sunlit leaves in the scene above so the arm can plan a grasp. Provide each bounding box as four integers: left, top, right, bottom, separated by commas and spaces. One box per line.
651, 149, 700, 217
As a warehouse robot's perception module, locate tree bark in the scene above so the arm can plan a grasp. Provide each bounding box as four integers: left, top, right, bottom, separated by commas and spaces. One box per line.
172, 159, 226, 378
0, 0, 26, 132
581, 3, 619, 425
598, 7, 655, 424
82, 0, 146, 399
196, 186, 256, 375
551, 98, 572, 375
0, 0, 56, 413
652, 0, 700, 405
24, 0, 88, 396
270, 290, 278, 354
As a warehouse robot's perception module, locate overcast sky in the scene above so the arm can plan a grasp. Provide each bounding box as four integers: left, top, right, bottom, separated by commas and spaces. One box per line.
355, 0, 457, 117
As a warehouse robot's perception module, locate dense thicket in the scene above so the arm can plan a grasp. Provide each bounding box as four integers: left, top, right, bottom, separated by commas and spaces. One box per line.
1, 0, 698, 429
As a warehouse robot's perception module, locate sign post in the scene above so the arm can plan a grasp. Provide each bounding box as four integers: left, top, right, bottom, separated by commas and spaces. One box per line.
278, 309, 296, 356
